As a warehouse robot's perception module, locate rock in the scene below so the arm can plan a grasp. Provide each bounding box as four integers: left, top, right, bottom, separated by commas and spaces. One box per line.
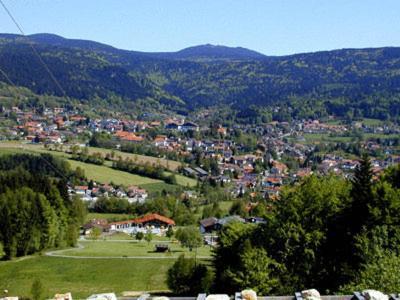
206, 295, 230, 300
54, 293, 73, 300
152, 297, 169, 300
87, 293, 117, 300
241, 289, 257, 300
363, 290, 388, 300
301, 289, 321, 300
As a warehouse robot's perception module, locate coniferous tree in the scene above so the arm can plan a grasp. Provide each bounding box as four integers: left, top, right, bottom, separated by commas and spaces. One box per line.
350, 153, 374, 230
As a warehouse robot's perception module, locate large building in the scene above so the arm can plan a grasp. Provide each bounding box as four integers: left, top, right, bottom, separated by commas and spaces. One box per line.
109, 213, 175, 235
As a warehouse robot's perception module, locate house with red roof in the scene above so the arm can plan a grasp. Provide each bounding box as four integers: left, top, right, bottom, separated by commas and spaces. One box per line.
109, 213, 175, 235
114, 131, 144, 143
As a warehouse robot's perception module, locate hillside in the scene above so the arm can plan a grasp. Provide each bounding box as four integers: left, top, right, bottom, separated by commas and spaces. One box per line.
0, 33, 400, 120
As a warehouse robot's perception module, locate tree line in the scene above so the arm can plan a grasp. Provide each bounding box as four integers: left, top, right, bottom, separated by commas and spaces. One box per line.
210, 156, 400, 294
167, 156, 400, 295
112, 157, 177, 185
0, 154, 86, 260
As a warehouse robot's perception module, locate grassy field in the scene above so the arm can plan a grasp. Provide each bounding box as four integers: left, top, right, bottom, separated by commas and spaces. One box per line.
0, 239, 213, 298
85, 213, 135, 222
166, 172, 197, 187
86, 146, 181, 171
295, 132, 399, 144
0, 142, 196, 192
361, 118, 386, 126
0, 141, 182, 171
102, 232, 134, 240
68, 160, 163, 185
0, 256, 175, 298
60, 240, 212, 258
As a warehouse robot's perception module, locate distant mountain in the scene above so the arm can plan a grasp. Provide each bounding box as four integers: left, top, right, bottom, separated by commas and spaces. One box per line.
156, 44, 267, 60
0, 33, 399, 120
10, 34, 267, 61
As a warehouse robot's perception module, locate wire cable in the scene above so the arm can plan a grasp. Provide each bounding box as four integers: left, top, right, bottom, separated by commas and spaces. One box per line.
0, 65, 16, 86
0, 0, 68, 98
0, 0, 72, 182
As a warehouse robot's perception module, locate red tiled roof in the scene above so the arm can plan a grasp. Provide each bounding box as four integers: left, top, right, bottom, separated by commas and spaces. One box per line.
121, 135, 144, 142
110, 213, 175, 226
115, 131, 144, 142
134, 213, 175, 226
75, 185, 88, 190
264, 177, 281, 184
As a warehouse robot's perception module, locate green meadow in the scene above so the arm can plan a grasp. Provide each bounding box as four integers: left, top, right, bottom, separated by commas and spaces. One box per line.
0, 239, 212, 299
0, 142, 197, 193
0, 256, 174, 298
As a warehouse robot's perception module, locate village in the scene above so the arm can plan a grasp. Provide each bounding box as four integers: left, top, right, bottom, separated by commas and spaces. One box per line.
1, 105, 400, 207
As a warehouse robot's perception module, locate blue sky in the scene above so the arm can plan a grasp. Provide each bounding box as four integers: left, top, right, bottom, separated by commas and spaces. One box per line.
0, 0, 399, 55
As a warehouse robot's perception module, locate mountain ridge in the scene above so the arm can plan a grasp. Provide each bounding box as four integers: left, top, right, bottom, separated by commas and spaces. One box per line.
0, 32, 400, 120
1, 33, 267, 61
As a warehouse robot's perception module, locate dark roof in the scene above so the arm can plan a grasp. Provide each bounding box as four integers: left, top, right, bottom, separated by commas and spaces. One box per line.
182, 122, 199, 127
183, 167, 196, 174
200, 217, 218, 228
194, 167, 208, 176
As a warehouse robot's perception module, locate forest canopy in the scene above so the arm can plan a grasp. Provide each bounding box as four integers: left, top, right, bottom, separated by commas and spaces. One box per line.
0, 154, 86, 259
212, 158, 400, 294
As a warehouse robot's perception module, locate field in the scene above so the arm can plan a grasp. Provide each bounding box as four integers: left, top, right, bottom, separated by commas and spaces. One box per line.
53, 240, 212, 258
292, 132, 400, 145
0, 239, 212, 298
86, 146, 182, 171
0, 142, 197, 192
0, 141, 182, 171
85, 213, 135, 222
0, 142, 203, 297
0, 256, 174, 298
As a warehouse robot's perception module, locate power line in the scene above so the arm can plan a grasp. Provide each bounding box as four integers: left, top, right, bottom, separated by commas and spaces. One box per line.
0, 0, 72, 182
0, 73, 71, 181
0, 66, 15, 86
0, 0, 68, 98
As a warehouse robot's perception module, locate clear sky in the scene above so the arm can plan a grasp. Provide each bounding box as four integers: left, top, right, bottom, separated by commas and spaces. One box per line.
0, 0, 399, 55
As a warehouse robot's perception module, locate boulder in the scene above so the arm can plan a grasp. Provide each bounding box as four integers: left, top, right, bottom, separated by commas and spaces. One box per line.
206, 295, 230, 300
241, 289, 257, 300
363, 290, 388, 300
301, 289, 321, 300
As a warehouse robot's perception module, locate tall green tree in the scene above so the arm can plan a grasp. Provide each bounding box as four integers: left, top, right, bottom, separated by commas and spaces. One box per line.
175, 226, 202, 252
167, 254, 213, 295
226, 240, 281, 294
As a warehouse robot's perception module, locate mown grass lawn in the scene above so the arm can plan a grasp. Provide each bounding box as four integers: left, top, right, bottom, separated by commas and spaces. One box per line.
0, 256, 175, 299
60, 240, 212, 258
0, 238, 213, 299
172, 173, 197, 187
85, 212, 135, 222
67, 159, 163, 186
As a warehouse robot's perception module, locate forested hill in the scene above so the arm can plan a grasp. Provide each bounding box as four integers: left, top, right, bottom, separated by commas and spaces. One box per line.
0, 33, 400, 120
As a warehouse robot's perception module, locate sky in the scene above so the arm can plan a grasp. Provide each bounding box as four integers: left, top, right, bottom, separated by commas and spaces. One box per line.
0, 0, 399, 56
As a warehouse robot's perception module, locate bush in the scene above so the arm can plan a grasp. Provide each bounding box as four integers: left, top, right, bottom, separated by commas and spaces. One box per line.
167, 254, 213, 295
135, 231, 144, 241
